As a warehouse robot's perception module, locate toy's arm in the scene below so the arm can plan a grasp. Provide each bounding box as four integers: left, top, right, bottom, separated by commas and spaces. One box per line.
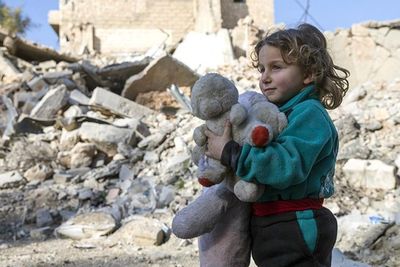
191, 145, 204, 166
229, 104, 247, 125
193, 124, 207, 146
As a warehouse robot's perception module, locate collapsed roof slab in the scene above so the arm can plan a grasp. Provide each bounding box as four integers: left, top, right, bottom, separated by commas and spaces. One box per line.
0, 28, 78, 63
122, 53, 200, 101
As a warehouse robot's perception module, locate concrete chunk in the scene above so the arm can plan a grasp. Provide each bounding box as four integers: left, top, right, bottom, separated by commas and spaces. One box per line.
13, 88, 49, 111
27, 76, 49, 92
0, 51, 21, 83
89, 87, 154, 118
1, 34, 78, 63
343, 159, 396, 189
55, 211, 117, 240
30, 84, 69, 119
23, 163, 53, 182
36, 208, 53, 227
39, 59, 57, 69
79, 122, 136, 155
122, 53, 200, 100
43, 70, 73, 84
97, 58, 151, 84
336, 212, 390, 252
0, 171, 24, 189
109, 216, 170, 246
69, 89, 90, 105
2, 95, 18, 139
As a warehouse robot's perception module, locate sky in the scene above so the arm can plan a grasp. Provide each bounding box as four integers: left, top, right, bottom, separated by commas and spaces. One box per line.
3, 0, 400, 51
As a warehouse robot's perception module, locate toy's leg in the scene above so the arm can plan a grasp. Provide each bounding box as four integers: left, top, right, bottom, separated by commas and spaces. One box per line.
197, 156, 226, 187
198, 194, 252, 267
172, 183, 233, 239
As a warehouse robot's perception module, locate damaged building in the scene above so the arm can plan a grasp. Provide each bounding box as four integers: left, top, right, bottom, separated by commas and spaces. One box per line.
48, 0, 274, 56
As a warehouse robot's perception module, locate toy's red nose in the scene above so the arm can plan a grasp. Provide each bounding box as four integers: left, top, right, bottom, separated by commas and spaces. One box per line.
198, 177, 215, 187
252, 126, 269, 147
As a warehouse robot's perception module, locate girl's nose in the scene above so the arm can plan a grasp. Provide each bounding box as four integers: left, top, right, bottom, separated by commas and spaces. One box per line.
260, 71, 271, 83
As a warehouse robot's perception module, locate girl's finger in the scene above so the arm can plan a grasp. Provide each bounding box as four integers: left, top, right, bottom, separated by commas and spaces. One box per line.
223, 121, 232, 137
204, 129, 214, 137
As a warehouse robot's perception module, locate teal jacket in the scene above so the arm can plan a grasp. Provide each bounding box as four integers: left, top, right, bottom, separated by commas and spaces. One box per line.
236, 85, 338, 202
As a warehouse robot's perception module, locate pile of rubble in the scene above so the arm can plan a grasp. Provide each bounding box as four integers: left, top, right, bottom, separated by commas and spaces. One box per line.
0, 41, 202, 242
0, 24, 399, 267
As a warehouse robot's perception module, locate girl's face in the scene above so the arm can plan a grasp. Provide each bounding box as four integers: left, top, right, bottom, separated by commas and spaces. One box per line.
258, 45, 313, 105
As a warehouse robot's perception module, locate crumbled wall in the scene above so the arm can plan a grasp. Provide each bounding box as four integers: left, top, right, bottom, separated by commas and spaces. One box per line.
57, 0, 196, 55
50, 0, 275, 56
327, 20, 400, 90
194, 0, 222, 33
220, 0, 274, 30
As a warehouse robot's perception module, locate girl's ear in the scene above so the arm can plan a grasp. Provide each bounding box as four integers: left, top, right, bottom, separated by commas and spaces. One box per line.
303, 72, 314, 85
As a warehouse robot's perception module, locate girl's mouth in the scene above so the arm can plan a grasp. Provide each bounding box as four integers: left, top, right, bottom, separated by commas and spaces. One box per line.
262, 87, 275, 93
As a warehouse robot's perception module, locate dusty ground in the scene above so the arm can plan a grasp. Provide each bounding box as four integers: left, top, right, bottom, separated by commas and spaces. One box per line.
0, 235, 200, 267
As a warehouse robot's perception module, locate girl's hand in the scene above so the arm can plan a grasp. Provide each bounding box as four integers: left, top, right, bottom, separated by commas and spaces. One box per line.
205, 120, 232, 160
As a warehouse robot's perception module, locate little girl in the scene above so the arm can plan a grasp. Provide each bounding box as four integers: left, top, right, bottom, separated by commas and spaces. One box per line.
206, 23, 350, 266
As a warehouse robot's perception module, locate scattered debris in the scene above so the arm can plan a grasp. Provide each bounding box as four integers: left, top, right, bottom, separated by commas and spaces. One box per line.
0, 19, 400, 267
55, 211, 117, 240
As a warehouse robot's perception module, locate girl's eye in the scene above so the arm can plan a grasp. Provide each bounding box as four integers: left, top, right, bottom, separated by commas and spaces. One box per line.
272, 65, 282, 70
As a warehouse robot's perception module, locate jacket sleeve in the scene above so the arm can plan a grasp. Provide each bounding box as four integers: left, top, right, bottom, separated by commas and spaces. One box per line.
236, 103, 335, 190
221, 140, 242, 171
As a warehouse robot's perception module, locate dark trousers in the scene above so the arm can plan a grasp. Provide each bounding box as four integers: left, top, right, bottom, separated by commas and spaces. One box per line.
251, 207, 337, 267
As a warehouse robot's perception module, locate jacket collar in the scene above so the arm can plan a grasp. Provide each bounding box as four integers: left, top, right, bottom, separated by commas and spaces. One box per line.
278, 84, 317, 113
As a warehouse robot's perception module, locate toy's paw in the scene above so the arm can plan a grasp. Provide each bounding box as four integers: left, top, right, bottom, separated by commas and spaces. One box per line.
234, 180, 265, 202
193, 124, 207, 146
198, 177, 216, 187
251, 125, 270, 147
230, 103, 247, 125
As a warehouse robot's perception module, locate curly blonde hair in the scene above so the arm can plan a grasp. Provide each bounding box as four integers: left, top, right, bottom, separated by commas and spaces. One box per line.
251, 23, 350, 109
